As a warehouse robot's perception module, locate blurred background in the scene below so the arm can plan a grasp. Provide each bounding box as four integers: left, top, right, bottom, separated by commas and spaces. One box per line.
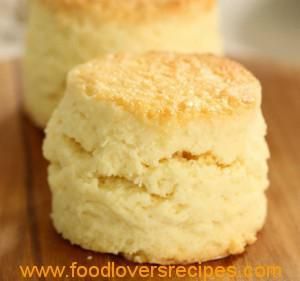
0, 0, 300, 64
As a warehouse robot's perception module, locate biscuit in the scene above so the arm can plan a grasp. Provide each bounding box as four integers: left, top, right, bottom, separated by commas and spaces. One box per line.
24, 0, 223, 127
43, 52, 269, 264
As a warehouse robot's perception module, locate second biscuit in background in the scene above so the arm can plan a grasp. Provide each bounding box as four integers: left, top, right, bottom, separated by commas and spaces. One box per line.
24, 0, 223, 127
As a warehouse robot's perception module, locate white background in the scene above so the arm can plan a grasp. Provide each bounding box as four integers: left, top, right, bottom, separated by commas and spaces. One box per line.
220, 0, 300, 64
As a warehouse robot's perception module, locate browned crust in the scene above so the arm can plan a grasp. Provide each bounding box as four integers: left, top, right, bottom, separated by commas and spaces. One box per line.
68, 52, 261, 123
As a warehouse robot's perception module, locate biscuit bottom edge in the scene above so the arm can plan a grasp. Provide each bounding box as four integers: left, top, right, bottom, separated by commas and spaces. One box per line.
53, 217, 265, 265
50, 174, 267, 265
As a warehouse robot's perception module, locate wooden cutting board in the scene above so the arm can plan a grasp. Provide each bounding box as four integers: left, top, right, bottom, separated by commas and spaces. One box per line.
0, 59, 299, 281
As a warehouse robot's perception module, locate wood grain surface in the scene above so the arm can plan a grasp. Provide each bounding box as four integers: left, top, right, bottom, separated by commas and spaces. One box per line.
0, 60, 299, 281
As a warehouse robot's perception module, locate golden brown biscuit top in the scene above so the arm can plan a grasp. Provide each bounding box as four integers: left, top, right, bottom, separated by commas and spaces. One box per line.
69, 52, 261, 123
37, 0, 216, 22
